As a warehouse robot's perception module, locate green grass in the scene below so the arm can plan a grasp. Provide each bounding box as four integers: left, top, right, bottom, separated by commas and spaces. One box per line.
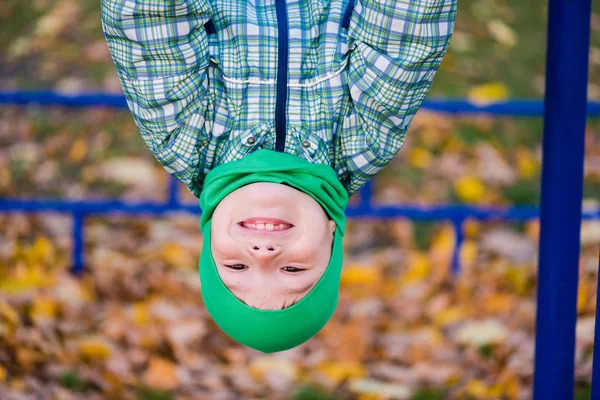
136, 387, 173, 400
59, 370, 90, 392
412, 388, 447, 400
289, 384, 339, 400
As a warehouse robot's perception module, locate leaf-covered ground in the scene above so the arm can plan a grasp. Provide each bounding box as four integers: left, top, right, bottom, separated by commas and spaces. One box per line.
1, 0, 600, 399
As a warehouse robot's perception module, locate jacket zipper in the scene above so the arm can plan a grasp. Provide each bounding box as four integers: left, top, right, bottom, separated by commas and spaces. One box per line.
274, 0, 289, 152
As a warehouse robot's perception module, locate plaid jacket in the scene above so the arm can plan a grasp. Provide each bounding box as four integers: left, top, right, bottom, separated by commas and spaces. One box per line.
101, 0, 456, 197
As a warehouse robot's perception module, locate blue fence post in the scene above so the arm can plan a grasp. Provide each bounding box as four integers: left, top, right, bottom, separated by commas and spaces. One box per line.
450, 217, 464, 274
72, 212, 85, 275
167, 177, 179, 206
357, 180, 374, 215
592, 254, 600, 400
532, 0, 592, 397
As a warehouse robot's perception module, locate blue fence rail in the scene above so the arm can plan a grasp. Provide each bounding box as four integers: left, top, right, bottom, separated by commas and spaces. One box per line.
2, 90, 600, 117
2, 91, 600, 274
1, 180, 600, 274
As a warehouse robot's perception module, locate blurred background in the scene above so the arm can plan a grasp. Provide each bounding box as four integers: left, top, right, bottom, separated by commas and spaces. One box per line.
1, 0, 600, 399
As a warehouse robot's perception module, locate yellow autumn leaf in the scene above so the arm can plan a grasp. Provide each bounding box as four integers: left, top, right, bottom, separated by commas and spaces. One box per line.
433, 305, 467, 327
499, 374, 522, 400
0, 365, 6, 382
454, 176, 485, 203
463, 219, 480, 238
483, 294, 513, 314
24, 237, 55, 265
319, 361, 366, 385
460, 240, 478, 266
77, 336, 112, 360
578, 277, 589, 314
400, 252, 430, 285
143, 357, 179, 391
464, 379, 491, 398
69, 138, 88, 163
505, 266, 532, 296
381, 281, 399, 297
30, 295, 59, 319
486, 384, 504, 398
467, 82, 509, 105
0, 300, 20, 325
444, 136, 467, 152
341, 265, 380, 286
129, 302, 150, 326
16, 348, 44, 371
357, 395, 384, 400
408, 147, 433, 169
516, 148, 538, 179
431, 225, 455, 256
161, 242, 194, 268
0, 265, 49, 293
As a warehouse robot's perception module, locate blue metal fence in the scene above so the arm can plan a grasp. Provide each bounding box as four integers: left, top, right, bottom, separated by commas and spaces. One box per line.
0, 0, 599, 393
3, 92, 599, 275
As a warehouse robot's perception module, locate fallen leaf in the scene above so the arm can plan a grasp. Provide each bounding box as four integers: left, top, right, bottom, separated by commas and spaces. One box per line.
341, 265, 380, 286
319, 361, 366, 385
0, 300, 20, 325
453, 319, 509, 346
454, 176, 486, 203
68, 138, 88, 163
467, 82, 509, 105
350, 379, 411, 400
77, 336, 112, 360
400, 252, 430, 285
142, 357, 179, 391
488, 20, 518, 47
408, 147, 433, 169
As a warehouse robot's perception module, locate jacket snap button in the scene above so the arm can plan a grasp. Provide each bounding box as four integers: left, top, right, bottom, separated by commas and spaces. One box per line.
302, 140, 311, 148
246, 136, 256, 145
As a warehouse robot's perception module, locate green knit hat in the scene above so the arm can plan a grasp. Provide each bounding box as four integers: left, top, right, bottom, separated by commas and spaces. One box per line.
199, 150, 348, 353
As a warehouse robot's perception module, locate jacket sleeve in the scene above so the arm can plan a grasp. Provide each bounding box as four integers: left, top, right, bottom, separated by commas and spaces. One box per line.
341, 0, 457, 195
101, 0, 213, 197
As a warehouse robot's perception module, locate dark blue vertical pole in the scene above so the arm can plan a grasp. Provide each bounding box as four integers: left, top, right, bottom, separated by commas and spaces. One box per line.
592, 255, 600, 400
360, 180, 373, 213
167, 177, 179, 206
72, 212, 85, 275
532, 0, 591, 398
450, 218, 464, 274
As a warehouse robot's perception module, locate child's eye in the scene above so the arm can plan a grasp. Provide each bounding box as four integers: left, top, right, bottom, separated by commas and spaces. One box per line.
226, 264, 247, 270
282, 266, 304, 273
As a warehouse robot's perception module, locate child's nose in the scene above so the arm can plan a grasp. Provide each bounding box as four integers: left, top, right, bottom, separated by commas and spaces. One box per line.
248, 244, 280, 258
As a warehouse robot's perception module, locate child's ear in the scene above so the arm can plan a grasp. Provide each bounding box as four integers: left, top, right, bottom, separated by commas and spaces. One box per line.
328, 219, 336, 235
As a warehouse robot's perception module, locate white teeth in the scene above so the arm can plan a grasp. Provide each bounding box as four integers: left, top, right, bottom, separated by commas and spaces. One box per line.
242, 222, 292, 230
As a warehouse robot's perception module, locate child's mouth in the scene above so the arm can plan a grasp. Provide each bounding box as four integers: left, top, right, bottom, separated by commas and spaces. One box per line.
238, 218, 294, 231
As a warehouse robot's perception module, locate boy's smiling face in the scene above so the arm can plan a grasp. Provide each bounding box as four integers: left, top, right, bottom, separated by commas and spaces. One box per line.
210, 182, 336, 310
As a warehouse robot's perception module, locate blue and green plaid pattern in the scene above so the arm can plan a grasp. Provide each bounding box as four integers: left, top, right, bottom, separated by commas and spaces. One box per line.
101, 0, 456, 197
